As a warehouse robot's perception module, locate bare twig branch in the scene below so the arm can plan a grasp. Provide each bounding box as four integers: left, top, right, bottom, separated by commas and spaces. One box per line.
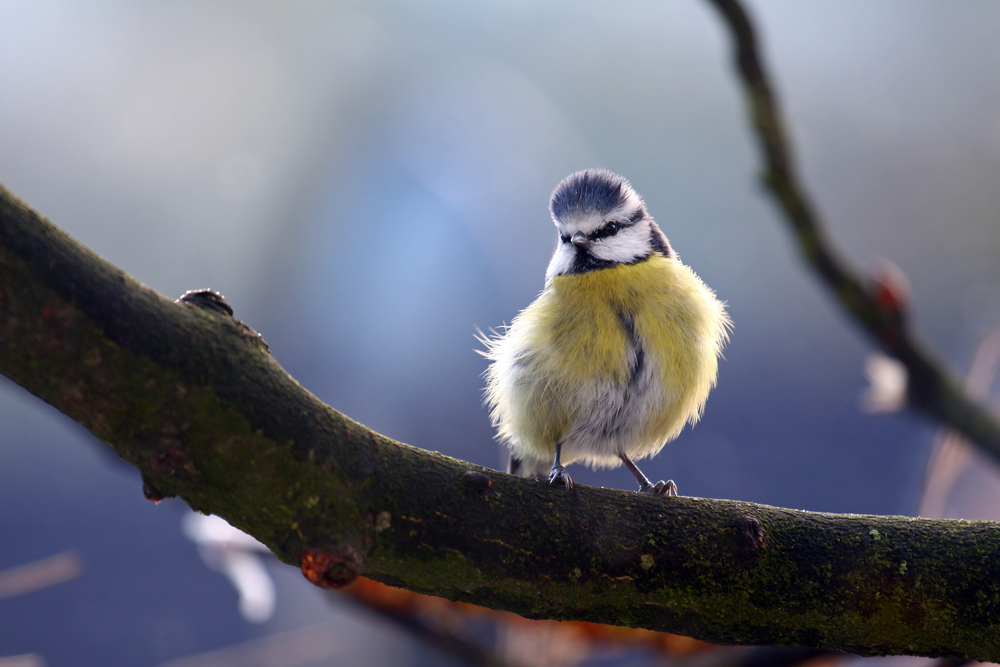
919, 326, 1000, 517
704, 0, 1000, 465
335, 591, 518, 667
0, 552, 84, 599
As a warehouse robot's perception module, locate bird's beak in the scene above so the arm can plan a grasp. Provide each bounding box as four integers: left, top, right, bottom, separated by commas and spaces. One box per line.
571, 232, 589, 249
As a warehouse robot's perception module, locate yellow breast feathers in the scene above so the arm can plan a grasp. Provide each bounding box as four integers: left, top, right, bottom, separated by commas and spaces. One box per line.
482, 254, 729, 467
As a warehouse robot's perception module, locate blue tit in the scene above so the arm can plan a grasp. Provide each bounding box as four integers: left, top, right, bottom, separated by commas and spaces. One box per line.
480, 169, 730, 494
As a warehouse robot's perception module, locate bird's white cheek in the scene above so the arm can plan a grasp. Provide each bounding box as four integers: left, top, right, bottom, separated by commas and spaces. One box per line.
591, 230, 649, 264
545, 243, 576, 280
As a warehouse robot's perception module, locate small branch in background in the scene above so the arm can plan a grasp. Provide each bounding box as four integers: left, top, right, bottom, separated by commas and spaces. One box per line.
934, 660, 977, 667
340, 577, 847, 667
341, 577, 715, 667
919, 325, 1000, 518
0, 655, 46, 667
696, 647, 841, 667
334, 583, 518, 667
704, 0, 1000, 465
0, 552, 83, 600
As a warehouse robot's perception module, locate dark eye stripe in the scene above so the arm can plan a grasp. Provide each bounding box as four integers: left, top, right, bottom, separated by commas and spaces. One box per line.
588, 220, 631, 242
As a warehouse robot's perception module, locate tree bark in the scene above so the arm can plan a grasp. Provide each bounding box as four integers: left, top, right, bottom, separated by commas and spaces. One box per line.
2, 184, 1000, 661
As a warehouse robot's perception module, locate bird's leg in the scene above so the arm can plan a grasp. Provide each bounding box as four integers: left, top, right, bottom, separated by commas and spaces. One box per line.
620, 453, 677, 496
508, 455, 522, 476
548, 442, 573, 490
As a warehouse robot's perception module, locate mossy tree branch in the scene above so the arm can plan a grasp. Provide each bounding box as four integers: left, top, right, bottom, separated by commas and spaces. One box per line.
3, 184, 1000, 660
705, 0, 1000, 465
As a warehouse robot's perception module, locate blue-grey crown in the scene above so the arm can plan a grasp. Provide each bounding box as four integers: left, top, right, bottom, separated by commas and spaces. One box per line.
549, 169, 632, 221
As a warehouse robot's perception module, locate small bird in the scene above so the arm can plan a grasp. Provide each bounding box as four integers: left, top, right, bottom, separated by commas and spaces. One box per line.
480, 169, 730, 494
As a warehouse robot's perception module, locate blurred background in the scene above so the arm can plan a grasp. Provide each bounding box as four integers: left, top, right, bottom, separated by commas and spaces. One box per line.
2, 0, 1000, 665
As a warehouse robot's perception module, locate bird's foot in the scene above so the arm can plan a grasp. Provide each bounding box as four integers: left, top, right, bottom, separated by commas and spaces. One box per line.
639, 479, 678, 497
548, 465, 573, 490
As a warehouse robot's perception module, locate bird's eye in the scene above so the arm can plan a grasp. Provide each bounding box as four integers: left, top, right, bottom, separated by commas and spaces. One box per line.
605, 221, 619, 235
560, 233, 571, 244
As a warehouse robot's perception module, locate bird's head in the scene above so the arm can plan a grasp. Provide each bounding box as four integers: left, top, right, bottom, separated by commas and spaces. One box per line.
546, 169, 672, 281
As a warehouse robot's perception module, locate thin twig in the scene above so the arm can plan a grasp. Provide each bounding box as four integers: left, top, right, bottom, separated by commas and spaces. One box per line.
333, 590, 519, 667
716, 647, 840, 667
919, 325, 1000, 517
705, 0, 1000, 465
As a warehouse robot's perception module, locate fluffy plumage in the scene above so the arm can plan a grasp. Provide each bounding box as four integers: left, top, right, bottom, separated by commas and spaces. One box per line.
481, 169, 730, 488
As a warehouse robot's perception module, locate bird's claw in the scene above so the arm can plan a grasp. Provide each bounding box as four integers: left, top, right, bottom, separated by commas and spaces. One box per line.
548, 465, 573, 490
639, 479, 678, 497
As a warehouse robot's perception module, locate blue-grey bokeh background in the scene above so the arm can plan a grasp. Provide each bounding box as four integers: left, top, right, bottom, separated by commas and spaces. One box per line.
2, 1, 1000, 665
